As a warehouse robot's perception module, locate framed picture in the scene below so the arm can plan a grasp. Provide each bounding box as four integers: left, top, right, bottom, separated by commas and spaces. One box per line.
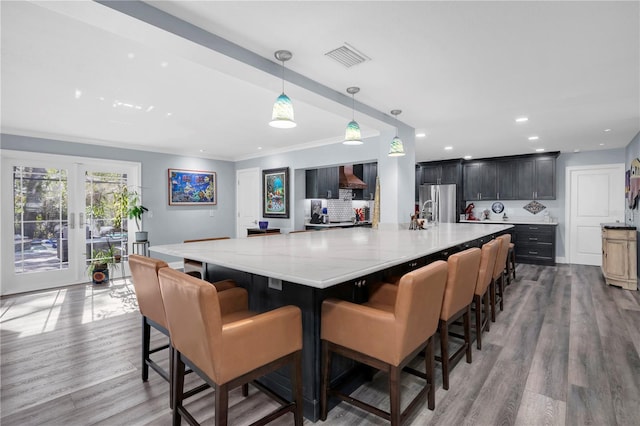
263, 167, 289, 218
168, 168, 217, 205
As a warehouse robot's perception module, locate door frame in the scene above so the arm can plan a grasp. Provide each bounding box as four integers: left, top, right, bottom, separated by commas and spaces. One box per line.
235, 167, 260, 238
1, 149, 141, 295
564, 163, 625, 265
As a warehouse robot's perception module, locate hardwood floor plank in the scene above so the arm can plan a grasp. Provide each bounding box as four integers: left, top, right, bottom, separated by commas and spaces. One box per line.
567, 384, 617, 426
514, 389, 566, 426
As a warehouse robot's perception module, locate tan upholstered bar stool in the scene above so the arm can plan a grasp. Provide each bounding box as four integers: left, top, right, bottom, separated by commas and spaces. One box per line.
437, 247, 481, 390
490, 234, 512, 322
320, 261, 448, 425
183, 236, 230, 279
158, 268, 303, 426
129, 254, 240, 408
473, 240, 499, 350
128, 254, 171, 384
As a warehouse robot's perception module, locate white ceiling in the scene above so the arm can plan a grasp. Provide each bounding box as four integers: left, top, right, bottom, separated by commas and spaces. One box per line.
1, 0, 638, 162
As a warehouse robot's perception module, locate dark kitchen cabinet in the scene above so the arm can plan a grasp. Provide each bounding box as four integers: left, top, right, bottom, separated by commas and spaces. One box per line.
516, 156, 556, 200
513, 224, 556, 265
420, 161, 461, 185
352, 162, 377, 200
463, 161, 496, 200
496, 160, 517, 200
305, 167, 339, 199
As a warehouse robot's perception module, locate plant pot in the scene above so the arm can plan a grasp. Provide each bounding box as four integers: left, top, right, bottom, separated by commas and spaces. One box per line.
135, 231, 148, 242
114, 254, 122, 263
91, 263, 109, 284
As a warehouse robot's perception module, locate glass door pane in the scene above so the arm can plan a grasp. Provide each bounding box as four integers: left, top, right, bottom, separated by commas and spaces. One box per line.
84, 171, 129, 281
13, 166, 69, 274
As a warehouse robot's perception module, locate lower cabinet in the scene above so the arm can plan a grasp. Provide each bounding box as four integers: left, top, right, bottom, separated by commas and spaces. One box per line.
513, 224, 556, 266
601, 227, 637, 290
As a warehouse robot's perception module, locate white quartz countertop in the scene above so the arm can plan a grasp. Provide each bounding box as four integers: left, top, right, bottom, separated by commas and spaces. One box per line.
151, 223, 512, 289
460, 219, 558, 226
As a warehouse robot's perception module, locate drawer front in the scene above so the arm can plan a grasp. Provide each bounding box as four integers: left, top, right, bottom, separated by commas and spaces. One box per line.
518, 233, 554, 244
515, 224, 555, 235
602, 228, 636, 241
515, 243, 554, 259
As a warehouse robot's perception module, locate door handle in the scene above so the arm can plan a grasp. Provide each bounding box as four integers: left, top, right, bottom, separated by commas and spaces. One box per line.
79, 212, 85, 227
69, 212, 75, 229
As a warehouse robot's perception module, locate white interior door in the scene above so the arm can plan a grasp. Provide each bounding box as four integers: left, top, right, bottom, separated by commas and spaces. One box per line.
567, 164, 625, 265
236, 168, 260, 238
1, 150, 140, 295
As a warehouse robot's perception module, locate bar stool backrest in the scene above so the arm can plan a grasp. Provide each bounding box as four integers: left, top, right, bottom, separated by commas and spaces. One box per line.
475, 239, 500, 296
441, 248, 482, 320
492, 234, 512, 280
129, 254, 169, 329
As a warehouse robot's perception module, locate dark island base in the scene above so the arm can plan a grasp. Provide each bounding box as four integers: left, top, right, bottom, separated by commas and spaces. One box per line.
204, 228, 512, 421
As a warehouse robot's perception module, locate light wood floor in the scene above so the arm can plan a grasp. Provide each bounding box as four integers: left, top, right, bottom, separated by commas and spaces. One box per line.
2, 264, 640, 425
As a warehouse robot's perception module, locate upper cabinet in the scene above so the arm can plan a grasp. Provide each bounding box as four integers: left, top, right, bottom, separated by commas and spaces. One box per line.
463, 161, 496, 201
352, 162, 377, 200
419, 160, 461, 185
460, 152, 558, 201
516, 156, 556, 200
305, 167, 339, 199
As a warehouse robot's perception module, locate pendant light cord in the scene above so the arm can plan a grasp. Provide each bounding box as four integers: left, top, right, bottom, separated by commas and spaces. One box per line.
281, 60, 285, 93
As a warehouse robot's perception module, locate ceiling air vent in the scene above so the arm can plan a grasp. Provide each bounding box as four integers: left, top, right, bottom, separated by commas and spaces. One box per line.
325, 43, 370, 68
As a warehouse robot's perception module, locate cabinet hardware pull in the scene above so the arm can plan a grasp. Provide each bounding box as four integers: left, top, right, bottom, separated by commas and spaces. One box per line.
529, 227, 538, 230
327, 190, 332, 198
529, 237, 538, 241
529, 251, 538, 255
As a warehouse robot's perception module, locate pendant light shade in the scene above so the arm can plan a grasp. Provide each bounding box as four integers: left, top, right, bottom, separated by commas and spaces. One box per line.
388, 109, 406, 157
343, 87, 363, 145
269, 50, 296, 129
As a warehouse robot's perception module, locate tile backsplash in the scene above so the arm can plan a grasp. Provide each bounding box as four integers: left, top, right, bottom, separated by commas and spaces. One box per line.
327, 189, 357, 221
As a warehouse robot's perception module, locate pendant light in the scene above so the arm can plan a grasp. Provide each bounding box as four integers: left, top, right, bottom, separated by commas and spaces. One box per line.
388, 109, 406, 157
269, 50, 296, 129
343, 87, 363, 145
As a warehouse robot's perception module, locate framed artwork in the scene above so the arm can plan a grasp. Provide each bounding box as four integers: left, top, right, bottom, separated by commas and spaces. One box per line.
262, 167, 289, 218
168, 168, 217, 205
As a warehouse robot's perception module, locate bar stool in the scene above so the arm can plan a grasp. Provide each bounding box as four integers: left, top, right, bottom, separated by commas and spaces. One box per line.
158, 268, 303, 426
320, 261, 448, 424
183, 236, 230, 279
129, 255, 240, 408
437, 247, 481, 390
490, 234, 512, 322
473, 240, 499, 350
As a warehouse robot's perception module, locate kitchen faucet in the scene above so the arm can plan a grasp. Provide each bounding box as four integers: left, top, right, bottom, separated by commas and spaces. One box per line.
421, 200, 434, 221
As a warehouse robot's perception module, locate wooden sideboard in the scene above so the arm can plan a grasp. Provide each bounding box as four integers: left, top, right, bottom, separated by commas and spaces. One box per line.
601, 224, 637, 290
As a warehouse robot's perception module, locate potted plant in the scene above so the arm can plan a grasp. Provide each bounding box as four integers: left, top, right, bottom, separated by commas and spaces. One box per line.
127, 191, 149, 242
88, 248, 114, 284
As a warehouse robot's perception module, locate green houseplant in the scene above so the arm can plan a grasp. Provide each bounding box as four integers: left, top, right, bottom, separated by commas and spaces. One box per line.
127, 191, 149, 242
88, 247, 116, 284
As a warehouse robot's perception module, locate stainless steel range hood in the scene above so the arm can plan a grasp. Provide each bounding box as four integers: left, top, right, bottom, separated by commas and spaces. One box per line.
339, 165, 367, 189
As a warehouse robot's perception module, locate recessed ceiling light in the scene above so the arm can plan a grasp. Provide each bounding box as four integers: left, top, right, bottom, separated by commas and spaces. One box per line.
161, 61, 169, 68
604, 128, 612, 132
599, 143, 605, 146
74, 89, 82, 99
464, 155, 472, 160
257, 146, 263, 150
574, 149, 580, 153
166, 112, 173, 117
199, 149, 205, 153
127, 52, 135, 59
415, 129, 427, 138
146, 105, 154, 112
515, 117, 529, 123
528, 136, 539, 141
444, 146, 453, 150
535, 148, 545, 152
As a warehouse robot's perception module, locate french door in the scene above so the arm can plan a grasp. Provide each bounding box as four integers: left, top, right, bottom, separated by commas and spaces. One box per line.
1, 150, 141, 295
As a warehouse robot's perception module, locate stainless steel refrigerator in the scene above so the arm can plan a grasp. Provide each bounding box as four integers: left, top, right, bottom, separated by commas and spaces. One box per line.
418, 184, 457, 223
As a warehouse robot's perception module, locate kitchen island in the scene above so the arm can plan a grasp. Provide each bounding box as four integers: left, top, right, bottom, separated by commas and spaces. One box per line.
151, 223, 513, 420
